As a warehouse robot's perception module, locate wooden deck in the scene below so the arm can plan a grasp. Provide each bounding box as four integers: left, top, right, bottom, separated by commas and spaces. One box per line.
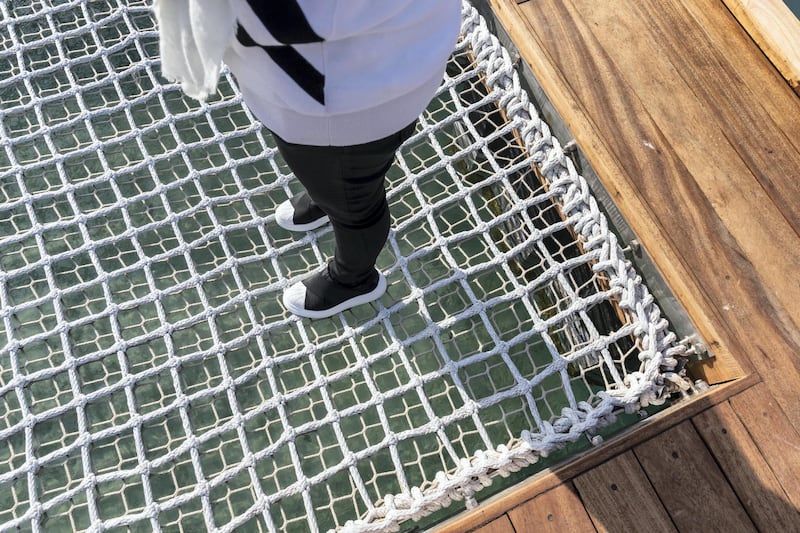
437, 0, 800, 531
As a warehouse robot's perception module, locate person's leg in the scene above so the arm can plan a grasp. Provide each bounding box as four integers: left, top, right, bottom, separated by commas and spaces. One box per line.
272, 122, 415, 317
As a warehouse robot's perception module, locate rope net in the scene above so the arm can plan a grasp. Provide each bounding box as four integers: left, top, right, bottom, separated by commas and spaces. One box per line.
0, 1, 688, 531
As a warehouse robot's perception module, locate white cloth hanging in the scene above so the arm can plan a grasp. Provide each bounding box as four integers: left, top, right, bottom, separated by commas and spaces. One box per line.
153, 0, 236, 101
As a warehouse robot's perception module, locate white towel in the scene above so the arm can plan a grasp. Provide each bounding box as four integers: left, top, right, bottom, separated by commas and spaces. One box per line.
153, 0, 236, 101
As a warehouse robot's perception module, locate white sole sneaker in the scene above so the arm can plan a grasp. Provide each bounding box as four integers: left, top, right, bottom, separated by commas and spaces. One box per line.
283, 272, 387, 319
275, 199, 330, 232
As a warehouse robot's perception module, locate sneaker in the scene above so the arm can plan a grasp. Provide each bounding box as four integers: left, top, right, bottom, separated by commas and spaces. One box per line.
283, 264, 387, 319
275, 192, 330, 232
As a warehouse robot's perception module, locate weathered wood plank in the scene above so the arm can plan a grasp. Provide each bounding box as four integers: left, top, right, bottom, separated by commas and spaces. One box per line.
561, 0, 800, 336
729, 383, 800, 512
721, 0, 800, 95
471, 514, 515, 533
681, 0, 800, 154
634, 421, 756, 532
631, 0, 800, 237
693, 400, 800, 531
574, 452, 676, 532
507, 483, 596, 533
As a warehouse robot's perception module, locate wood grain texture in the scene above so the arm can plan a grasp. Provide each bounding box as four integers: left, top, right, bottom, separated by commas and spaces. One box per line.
634, 421, 756, 532
681, 0, 800, 156
729, 383, 800, 512
507, 483, 596, 533
574, 452, 676, 533
721, 0, 800, 94
693, 400, 800, 531
631, 0, 800, 238
471, 514, 516, 533
489, 0, 800, 422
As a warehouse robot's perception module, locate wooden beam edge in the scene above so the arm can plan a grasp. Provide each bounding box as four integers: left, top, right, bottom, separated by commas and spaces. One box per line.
433, 373, 761, 533
720, 0, 800, 95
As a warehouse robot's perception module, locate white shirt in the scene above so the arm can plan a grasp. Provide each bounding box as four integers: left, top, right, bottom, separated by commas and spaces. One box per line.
223, 0, 461, 146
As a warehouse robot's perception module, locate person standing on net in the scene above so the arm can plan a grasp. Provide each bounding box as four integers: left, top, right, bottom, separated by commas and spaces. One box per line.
156, 0, 461, 319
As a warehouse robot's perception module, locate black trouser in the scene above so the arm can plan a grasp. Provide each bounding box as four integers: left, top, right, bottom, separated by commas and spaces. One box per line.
272, 122, 416, 286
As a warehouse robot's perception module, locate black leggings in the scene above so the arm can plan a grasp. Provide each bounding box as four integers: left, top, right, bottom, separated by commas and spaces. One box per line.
272, 122, 416, 285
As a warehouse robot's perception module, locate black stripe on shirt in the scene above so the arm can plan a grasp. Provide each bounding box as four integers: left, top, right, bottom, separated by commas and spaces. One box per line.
236, 24, 325, 105
244, 0, 322, 44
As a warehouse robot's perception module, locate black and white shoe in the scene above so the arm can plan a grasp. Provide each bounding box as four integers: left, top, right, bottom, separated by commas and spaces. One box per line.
283, 264, 387, 319
275, 192, 330, 232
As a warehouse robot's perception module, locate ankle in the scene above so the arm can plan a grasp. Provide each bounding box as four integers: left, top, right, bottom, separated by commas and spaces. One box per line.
328, 261, 378, 288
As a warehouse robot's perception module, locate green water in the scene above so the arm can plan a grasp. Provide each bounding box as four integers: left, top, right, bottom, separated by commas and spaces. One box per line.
785, 0, 800, 17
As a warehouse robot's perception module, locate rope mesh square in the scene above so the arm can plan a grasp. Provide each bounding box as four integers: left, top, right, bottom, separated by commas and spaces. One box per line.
0, 1, 688, 531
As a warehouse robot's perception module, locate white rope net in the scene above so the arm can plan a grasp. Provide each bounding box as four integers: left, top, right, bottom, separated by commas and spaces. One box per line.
0, 1, 689, 531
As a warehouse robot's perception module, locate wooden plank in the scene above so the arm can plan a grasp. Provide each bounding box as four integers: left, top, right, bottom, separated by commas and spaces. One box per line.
433, 375, 758, 533
693, 400, 800, 531
634, 421, 756, 532
561, 0, 800, 334
729, 383, 800, 511
471, 514, 515, 533
681, 0, 800, 156
507, 483, 596, 533
721, 0, 800, 95
573, 452, 676, 532
630, 0, 800, 239
490, 0, 800, 419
